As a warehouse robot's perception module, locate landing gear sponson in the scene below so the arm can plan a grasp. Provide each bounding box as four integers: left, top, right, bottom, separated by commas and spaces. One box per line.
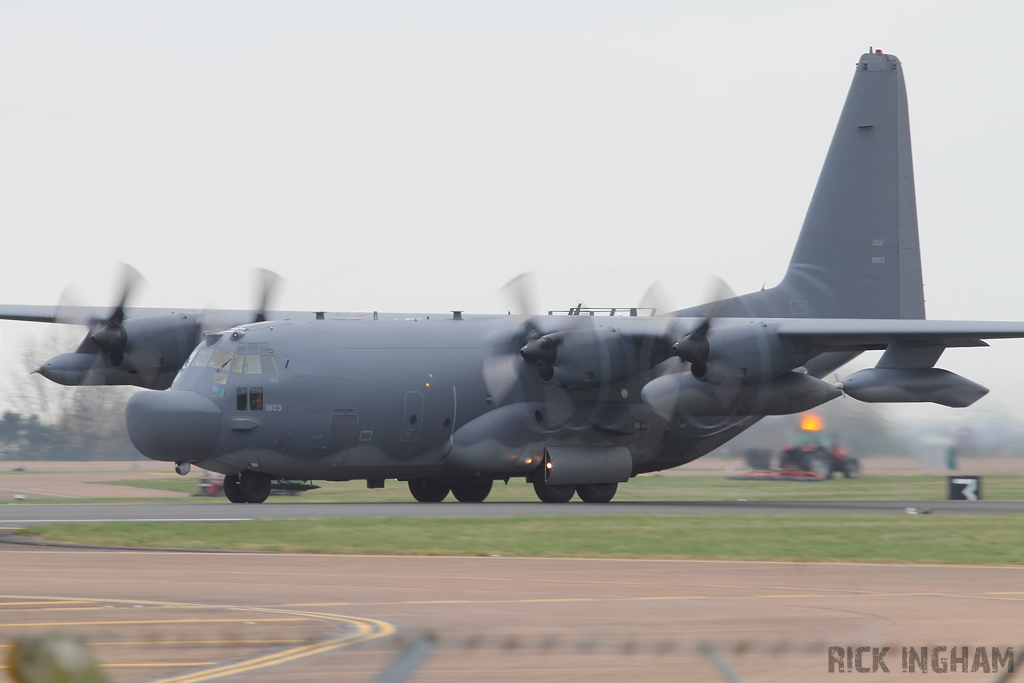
403, 478, 618, 504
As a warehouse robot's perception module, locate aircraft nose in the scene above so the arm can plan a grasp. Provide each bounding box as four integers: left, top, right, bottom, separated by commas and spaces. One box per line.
126, 390, 222, 462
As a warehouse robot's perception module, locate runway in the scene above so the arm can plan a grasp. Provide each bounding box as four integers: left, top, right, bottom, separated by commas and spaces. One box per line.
1, 499, 1022, 525
1, 546, 1021, 682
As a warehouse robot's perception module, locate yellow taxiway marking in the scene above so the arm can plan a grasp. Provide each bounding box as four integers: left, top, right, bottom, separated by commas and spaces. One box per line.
0, 594, 396, 683
104, 663, 216, 667
0, 600, 90, 606
0, 617, 309, 628
0, 640, 305, 648
0, 663, 216, 669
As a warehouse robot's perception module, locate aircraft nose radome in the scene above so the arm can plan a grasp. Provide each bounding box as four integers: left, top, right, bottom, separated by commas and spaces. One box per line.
126, 390, 222, 462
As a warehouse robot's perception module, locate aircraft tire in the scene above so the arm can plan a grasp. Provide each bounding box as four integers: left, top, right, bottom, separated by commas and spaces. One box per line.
533, 480, 575, 503
576, 482, 618, 503
223, 475, 246, 504
239, 471, 271, 504
408, 479, 450, 503
450, 480, 493, 503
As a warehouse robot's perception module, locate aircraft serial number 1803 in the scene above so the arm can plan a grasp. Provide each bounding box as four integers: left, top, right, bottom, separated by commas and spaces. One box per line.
10, 51, 1024, 504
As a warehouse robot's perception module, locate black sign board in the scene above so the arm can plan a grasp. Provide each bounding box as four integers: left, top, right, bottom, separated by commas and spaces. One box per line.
949, 476, 982, 501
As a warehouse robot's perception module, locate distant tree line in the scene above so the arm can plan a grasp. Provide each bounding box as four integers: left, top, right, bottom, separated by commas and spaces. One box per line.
0, 328, 142, 461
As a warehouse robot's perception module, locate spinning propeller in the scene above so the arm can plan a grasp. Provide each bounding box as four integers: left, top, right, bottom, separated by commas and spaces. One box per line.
671, 276, 735, 381
88, 264, 144, 367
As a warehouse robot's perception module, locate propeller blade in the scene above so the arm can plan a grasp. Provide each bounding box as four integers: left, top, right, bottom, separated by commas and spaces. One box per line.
500, 272, 538, 318
701, 274, 736, 319
639, 281, 673, 317
253, 268, 283, 323
481, 354, 521, 404
90, 264, 145, 363
540, 384, 575, 427
109, 263, 144, 326
673, 275, 736, 378
54, 285, 96, 328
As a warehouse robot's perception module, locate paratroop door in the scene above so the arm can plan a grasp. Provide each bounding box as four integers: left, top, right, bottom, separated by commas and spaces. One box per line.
402, 391, 422, 441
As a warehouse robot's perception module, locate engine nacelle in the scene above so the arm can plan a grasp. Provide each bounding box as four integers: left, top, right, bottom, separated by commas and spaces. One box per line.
119, 313, 200, 373
698, 322, 816, 384
641, 370, 841, 417
549, 325, 633, 389
39, 313, 203, 390
839, 368, 989, 408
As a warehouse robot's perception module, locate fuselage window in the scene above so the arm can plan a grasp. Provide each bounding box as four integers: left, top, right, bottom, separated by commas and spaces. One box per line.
244, 355, 262, 374
249, 387, 264, 411
236, 387, 248, 411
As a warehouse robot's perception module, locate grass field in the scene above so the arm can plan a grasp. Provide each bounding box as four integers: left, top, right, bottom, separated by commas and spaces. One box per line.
94, 473, 1024, 503
18, 514, 1024, 564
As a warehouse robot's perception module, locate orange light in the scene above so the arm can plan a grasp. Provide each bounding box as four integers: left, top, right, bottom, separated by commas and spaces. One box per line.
425, 382, 430, 387
546, 462, 553, 469
800, 413, 823, 432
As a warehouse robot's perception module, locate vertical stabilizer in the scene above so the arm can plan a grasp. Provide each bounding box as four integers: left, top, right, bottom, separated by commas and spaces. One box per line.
681, 51, 926, 320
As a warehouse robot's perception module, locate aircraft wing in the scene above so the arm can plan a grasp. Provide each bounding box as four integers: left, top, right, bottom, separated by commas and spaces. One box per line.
0, 304, 83, 324
0, 305, 367, 327
0, 304, 228, 327
776, 319, 1024, 349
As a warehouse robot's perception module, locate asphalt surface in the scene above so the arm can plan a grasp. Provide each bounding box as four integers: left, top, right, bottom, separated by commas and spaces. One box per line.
1, 499, 1022, 525
3, 548, 1023, 683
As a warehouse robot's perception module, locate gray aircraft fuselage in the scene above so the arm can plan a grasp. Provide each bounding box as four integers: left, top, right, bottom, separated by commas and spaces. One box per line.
127, 314, 783, 483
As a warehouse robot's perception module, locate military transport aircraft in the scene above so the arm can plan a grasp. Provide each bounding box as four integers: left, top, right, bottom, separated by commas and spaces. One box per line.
3, 50, 1022, 504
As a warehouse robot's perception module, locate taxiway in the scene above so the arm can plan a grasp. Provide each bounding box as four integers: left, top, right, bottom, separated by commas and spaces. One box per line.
0, 546, 1021, 682
1, 499, 1022, 526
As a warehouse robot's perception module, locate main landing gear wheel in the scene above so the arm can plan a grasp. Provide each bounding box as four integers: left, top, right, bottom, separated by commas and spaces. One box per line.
239, 470, 271, 504
408, 479, 450, 503
576, 482, 618, 503
223, 475, 246, 504
533, 480, 576, 503
450, 480, 493, 503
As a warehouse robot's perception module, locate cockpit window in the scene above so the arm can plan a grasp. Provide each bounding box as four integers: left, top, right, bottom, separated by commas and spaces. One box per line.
190, 348, 214, 367
208, 349, 233, 370
244, 355, 262, 374
261, 356, 278, 374
230, 353, 244, 373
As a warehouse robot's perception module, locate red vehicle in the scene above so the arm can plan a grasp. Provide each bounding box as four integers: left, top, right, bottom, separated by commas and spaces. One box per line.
779, 414, 861, 479
195, 472, 225, 497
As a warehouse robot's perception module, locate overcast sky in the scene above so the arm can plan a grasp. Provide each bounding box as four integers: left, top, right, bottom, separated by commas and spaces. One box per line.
1, 1, 1022, 423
